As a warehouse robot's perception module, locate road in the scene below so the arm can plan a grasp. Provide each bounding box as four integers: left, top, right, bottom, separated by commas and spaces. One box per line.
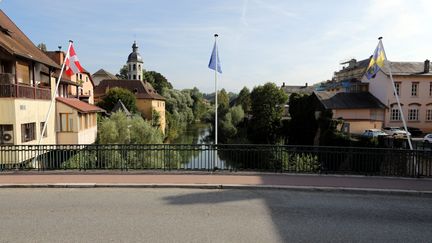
0, 188, 431, 243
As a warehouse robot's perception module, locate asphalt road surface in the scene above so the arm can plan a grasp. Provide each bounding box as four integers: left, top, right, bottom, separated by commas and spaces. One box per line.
0, 188, 431, 243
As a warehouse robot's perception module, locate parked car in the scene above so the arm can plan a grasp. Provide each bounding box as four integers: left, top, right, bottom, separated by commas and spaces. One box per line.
424, 134, 432, 143
361, 129, 388, 138
401, 126, 423, 137
383, 127, 411, 137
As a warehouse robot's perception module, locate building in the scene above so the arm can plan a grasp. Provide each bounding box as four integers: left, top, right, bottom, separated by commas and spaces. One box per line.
316, 58, 371, 93
45, 50, 96, 104
313, 91, 386, 134
333, 58, 370, 82
0, 10, 60, 163
362, 60, 432, 133
94, 79, 166, 132
92, 69, 117, 87
45, 49, 103, 144
127, 41, 144, 81
55, 97, 103, 144
93, 41, 166, 133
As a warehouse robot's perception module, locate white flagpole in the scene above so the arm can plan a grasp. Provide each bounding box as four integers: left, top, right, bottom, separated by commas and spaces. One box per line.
378, 37, 413, 151
32, 40, 73, 167
214, 34, 218, 169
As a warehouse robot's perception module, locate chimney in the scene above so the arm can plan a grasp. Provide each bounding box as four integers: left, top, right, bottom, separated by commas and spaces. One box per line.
305, 82, 308, 87
424, 59, 430, 73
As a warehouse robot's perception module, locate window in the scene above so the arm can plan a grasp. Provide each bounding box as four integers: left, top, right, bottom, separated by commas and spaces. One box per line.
16, 60, 30, 84
40, 122, 47, 138
138, 64, 141, 71
408, 108, 419, 121
133, 74, 136, 80
133, 64, 136, 71
21, 123, 35, 142
426, 109, 432, 121
79, 74, 82, 80
430, 82, 432, 96
411, 82, 418, 96
129, 64, 132, 71
60, 113, 73, 132
394, 82, 401, 96
85, 114, 89, 129
390, 107, 401, 121
138, 75, 141, 80
0, 125, 13, 144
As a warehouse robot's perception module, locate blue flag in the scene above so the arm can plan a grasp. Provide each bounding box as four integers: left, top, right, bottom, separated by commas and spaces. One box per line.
208, 42, 222, 73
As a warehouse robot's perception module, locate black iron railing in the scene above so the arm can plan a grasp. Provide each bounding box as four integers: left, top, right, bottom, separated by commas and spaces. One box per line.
0, 144, 431, 177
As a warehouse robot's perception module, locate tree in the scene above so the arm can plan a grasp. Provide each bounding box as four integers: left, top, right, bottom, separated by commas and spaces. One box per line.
116, 65, 128, 79
248, 82, 288, 144
98, 112, 163, 144
287, 93, 318, 145
37, 43, 47, 52
217, 89, 229, 111
97, 87, 138, 113
235, 87, 251, 113
143, 70, 173, 94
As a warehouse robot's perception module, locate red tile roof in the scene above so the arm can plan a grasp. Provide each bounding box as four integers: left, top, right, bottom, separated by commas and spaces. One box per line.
56, 97, 104, 113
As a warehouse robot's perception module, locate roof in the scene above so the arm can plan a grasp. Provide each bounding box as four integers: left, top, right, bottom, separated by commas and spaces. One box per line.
92, 69, 118, 80
111, 99, 132, 116
0, 10, 60, 68
281, 84, 314, 95
94, 79, 165, 100
56, 97, 104, 113
314, 91, 386, 110
381, 61, 432, 76
127, 41, 143, 63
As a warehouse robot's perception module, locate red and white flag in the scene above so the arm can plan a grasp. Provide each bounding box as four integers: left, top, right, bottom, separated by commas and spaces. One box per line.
65, 44, 83, 76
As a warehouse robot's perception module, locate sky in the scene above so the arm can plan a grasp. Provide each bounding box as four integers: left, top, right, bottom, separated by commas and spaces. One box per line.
1, 0, 431, 93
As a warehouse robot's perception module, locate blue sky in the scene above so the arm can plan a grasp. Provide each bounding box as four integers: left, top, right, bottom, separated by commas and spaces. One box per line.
1, 0, 431, 93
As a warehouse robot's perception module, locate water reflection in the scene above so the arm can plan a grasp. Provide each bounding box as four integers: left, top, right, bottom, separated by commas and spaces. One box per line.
169, 123, 226, 169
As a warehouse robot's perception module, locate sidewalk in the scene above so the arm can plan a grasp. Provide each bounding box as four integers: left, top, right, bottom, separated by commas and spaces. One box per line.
1, 172, 432, 195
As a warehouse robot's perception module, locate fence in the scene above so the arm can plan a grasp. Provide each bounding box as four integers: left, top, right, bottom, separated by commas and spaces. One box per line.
0, 144, 431, 177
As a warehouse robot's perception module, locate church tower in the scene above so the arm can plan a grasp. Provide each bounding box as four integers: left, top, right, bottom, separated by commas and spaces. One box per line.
127, 41, 144, 81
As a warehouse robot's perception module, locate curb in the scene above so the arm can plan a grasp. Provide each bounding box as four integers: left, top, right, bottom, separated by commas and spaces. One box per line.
1, 183, 432, 196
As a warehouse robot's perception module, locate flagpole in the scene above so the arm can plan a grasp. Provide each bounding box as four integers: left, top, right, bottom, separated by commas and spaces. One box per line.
32, 40, 73, 167
378, 37, 413, 151
214, 34, 218, 170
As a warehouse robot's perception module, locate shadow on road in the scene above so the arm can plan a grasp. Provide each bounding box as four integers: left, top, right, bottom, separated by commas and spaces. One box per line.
163, 188, 432, 242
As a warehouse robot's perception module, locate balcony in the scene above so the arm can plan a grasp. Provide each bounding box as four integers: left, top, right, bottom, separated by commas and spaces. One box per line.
0, 83, 51, 100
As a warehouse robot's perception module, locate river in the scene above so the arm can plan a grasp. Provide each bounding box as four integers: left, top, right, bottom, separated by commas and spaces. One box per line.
169, 123, 226, 169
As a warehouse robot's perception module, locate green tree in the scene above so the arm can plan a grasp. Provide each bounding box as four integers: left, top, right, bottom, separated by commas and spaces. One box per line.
116, 65, 128, 79
217, 89, 229, 111
37, 43, 47, 52
143, 70, 173, 94
287, 93, 318, 145
235, 87, 251, 113
248, 82, 288, 144
97, 87, 138, 113
98, 112, 163, 144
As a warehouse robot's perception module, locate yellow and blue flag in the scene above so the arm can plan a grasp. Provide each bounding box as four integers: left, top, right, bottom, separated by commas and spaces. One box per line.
366, 41, 386, 79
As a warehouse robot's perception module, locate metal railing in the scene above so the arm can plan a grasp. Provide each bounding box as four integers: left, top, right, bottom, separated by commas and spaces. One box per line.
0, 144, 431, 177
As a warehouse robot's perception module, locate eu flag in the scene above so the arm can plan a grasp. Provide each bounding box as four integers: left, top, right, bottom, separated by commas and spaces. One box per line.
208, 42, 222, 73
365, 41, 386, 80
